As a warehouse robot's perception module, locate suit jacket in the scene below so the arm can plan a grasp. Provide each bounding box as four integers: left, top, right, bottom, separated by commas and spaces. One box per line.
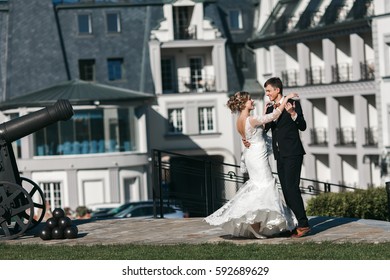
264, 99, 306, 160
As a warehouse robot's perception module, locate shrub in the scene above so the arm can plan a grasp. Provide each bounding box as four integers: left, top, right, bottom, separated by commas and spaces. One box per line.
306, 187, 389, 221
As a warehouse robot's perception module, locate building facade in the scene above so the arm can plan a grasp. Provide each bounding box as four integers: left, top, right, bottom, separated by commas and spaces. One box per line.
2, 0, 389, 214
250, 0, 383, 189
0, 0, 160, 210
0, 0, 257, 211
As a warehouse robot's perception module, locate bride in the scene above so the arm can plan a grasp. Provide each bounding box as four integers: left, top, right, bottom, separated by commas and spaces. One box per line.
204, 91, 298, 238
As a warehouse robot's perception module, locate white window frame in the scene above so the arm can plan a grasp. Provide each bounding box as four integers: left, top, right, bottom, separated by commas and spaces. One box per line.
40, 181, 63, 210
199, 106, 216, 133
168, 108, 185, 134
384, 34, 390, 77
189, 56, 204, 92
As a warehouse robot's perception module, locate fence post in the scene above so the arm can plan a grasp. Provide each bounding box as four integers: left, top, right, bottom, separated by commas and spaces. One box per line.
204, 161, 213, 216
152, 150, 164, 219
324, 183, 331, 192
386, 182, 390, 221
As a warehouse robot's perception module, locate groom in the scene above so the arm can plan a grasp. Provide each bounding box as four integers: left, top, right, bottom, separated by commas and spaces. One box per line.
244, 77, 310, 237
264, 77, 310, 237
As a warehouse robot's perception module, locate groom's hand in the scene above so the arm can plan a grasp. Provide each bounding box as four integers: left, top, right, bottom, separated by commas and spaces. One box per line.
242, 138, 251, 148
286, 102, 298, 119
286, 102, 297, 115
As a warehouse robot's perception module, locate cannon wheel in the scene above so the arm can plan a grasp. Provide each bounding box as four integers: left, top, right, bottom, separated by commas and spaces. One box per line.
0, 181, 34, 240
20, 177, 46, 230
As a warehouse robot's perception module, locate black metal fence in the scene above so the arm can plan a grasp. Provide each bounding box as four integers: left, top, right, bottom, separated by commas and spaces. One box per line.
152, 149, 357, 218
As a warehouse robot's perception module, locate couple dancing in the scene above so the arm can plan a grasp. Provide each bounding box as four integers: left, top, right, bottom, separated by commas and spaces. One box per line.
205, 77, 310, 239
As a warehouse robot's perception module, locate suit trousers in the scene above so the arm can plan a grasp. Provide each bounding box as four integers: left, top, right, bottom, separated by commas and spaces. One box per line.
276, 155, 309, 228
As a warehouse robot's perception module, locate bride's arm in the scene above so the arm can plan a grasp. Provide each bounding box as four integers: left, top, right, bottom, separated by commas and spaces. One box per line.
249, 93, 299, 127
249, 108, 282, 127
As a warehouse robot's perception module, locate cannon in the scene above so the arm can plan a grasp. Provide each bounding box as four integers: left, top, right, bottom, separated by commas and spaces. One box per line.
0, 99, 74, 240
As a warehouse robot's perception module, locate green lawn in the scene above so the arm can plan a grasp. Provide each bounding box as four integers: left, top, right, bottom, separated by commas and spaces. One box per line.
1, 242, 390, 260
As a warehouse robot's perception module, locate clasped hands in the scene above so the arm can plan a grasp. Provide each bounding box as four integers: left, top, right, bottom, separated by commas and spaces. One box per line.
242, 93, 299, 148
284, 92, 298, 115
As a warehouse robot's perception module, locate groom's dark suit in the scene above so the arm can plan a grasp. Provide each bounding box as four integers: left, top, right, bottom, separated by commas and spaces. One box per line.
264, 99, 309, 228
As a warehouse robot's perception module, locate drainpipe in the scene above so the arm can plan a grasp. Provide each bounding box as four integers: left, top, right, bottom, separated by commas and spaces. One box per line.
53, 3, 71, 80
386, 182, 390, 221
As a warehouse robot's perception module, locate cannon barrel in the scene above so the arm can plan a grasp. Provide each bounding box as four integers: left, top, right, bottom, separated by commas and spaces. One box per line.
0, 99, 74, 143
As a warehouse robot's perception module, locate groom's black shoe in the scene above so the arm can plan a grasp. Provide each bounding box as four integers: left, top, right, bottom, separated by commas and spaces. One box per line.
291, 227, 311, 238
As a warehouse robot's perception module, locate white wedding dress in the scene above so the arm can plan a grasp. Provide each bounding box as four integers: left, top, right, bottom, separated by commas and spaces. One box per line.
205, 110, 297, 238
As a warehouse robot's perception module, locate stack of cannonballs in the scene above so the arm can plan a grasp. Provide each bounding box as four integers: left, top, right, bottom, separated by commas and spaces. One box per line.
39, 208, 78, 240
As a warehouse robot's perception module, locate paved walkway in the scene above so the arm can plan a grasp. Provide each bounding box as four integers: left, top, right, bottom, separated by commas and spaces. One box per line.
3, 216, 390, 245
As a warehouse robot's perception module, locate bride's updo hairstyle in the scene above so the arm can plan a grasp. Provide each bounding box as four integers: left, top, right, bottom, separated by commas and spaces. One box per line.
227, 91, 250, 113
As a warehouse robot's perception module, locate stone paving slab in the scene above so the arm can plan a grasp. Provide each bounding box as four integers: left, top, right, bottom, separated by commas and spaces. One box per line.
2, 216, 390, 245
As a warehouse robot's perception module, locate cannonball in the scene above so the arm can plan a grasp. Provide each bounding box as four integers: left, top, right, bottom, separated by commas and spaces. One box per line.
58, 216, 72, 229
46, 217, 58, 229
64, 225, 78, 239
51, 227, 64, 239
39, 227, 52, 240
52, 208, 65, 219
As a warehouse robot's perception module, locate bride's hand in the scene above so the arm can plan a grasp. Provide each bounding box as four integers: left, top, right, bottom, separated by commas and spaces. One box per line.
286, 92, 299, 100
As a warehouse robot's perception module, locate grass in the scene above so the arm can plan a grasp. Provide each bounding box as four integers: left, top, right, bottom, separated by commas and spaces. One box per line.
1, 242, 390, 260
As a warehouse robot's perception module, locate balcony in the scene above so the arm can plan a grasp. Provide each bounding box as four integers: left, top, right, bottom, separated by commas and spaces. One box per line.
306, 66, 324, 85
322, 3, 344, 24
336, 127, 356, 146
364, 127, 378, 146
310, 127, 328, 146
360, 61, 375, 81
281, 69, 298, 87
296, 10, 323, 30
349, 0, 374, 19
332, 63, 352, 83
275, 15, 289, 33
286, 16, 299, 32
174, 25, 197, 40
181, 75, 215, 93
163, 75, 216, 94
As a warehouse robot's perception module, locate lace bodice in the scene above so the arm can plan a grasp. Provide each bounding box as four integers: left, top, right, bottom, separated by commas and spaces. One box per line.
245, 108, 281, 144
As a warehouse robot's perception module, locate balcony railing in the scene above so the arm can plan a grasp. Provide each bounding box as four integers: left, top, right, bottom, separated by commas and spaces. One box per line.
174, 25, 197, 40
332, 63, 352, 83
297, 10, 323, 30
336, 127, 356, 146
360, 61, 375, 81
322, 3, 344, 24
275, 15, 289, 33
350, 0, 374, 19
336, 5, 350, 22
176, 75, 216, 93
310, 127, 328, 145
364, 127, 378, 146
281, 69, 298, 87
306, 66, 324, 85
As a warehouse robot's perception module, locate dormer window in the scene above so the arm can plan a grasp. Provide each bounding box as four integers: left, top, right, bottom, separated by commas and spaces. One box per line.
173, 6, 194, 39
229, 9, 243, 30
106, 12, 121, 33
78, 14, 92, 34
